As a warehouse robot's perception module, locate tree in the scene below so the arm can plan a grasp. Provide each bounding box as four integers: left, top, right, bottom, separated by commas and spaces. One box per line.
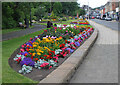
2, 2, 17, 29
75, 9, 85, 16
61, 2, 80, 16
34, 6, 46, 21
53, 2, 62, 16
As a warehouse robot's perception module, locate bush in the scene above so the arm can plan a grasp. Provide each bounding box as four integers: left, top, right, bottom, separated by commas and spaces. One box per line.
62, 17, 67, 21
69, 16, 73, 20
2, 16, 17, 29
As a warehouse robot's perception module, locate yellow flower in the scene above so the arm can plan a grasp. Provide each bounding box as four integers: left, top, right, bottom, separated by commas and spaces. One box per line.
32, 53, 36, 56
52, 41, 54, 43
33, 45, 37, 48
37, 52, 41, 55
59, 37, 62, 40
36, 49, 40, 52
44, 47, 51, 51
32, 49, 35, 51
46, 38, 50, 42
39, 49, 43, 52
56, 38, 59, 41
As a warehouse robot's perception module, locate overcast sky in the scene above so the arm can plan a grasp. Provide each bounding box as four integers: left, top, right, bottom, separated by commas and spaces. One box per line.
77, 0, 109, 8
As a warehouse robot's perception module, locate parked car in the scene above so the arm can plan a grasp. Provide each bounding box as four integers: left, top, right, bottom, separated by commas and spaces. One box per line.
91, 16, 95, 19
101, 15, 106, 20
101, 17, 106, 20
96, 16, 100, 19
105, 17, 112, 21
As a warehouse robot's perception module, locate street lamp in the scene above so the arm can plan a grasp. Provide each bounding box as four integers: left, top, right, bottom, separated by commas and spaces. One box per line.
88, 0, 89, 21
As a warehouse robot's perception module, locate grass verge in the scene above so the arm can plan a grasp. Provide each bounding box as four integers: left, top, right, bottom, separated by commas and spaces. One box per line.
2, 26, 35, 34
2, 28, 48, 83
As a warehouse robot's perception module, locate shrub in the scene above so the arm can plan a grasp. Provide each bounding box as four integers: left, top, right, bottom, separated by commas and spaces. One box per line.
62, 17, 67, 21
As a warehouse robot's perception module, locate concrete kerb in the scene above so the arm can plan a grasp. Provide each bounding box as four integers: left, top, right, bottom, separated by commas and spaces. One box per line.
38, 24, 98, 84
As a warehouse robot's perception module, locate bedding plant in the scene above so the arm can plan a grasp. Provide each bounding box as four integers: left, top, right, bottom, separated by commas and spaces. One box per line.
13, 23, 94, 74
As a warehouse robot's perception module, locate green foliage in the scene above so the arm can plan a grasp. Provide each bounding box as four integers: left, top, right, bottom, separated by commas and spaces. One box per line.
62, 17, 67, 21
2, 2, 85, 29
53, 2, 62, 16
75, 9, 85, 16
34, 6, 46, 21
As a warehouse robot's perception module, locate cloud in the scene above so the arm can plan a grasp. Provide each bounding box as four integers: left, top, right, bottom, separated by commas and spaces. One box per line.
77, 0, 109, 8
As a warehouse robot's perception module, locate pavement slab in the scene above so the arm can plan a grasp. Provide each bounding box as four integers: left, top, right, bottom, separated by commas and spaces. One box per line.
69, 20, 118, 83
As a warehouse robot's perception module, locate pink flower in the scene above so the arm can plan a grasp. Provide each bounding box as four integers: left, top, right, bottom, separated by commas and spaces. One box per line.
21, 45, 24, 48
59, 28, 62, 30
66, 30, 68, 32
20, 49, 25, 52
54, 27, 57, 30
49, 66, 52, 69
40, 63, 49, 67
63, 25, 67, 26
63, 53, 67, 57
51, 36, 56, 39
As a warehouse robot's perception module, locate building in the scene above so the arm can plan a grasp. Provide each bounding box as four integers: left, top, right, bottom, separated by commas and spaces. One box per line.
99, 0, 119, 19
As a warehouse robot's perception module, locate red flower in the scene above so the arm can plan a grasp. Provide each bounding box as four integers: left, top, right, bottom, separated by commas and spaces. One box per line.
65, 40, 67, 43
29, 41, 32, 44
30, 38, 32, 40
46, 55, 51, 59
35, 58, 38, 61
49, 52, 52, 56
26, 48, 29, 51
59, 44, 65, 48
51, 51, 55, 54
40, 57, 44, 59
43, 55, 47, 57
44, 30, 47, 32
31, 55, 33, 59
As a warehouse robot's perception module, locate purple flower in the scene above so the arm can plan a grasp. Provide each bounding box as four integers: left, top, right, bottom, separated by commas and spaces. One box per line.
20, 57, 35, 67
75, 42, 80, 47
26, 42, 32, 47
66, 48, 74, 53
20, 51, 29, 55
51, 36, 56, 39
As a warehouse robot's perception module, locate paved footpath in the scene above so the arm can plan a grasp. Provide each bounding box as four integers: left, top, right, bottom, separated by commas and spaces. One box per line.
69, 20, 118, 83
2, 24, 46, 41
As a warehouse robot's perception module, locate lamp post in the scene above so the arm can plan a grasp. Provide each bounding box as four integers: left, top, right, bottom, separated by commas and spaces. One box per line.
88, 0, 89, 21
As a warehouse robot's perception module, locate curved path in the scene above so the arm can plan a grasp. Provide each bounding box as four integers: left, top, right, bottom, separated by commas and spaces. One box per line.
2, 24, 46, 41
69, 20, 118, 83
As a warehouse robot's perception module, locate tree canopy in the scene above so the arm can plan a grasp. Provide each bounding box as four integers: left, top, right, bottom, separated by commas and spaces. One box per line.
2, 2, 85, 29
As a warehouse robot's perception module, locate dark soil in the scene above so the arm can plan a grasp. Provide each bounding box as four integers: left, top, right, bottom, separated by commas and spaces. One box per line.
8, 31, 94, 81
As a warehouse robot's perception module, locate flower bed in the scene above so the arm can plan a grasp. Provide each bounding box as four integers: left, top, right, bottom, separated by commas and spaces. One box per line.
70, 20, 90, 25
13, 23, 94, 74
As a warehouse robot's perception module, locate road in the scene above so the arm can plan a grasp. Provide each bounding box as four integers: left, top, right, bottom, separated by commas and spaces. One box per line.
91, 19, 119, 31
69, 20, 118, 83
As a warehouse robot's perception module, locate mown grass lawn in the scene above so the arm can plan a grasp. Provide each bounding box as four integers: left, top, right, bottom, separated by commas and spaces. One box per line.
2, 19, 93, 83
2, 26, 34, 34
2, 27, 22, 34
2, 28, 48, 83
